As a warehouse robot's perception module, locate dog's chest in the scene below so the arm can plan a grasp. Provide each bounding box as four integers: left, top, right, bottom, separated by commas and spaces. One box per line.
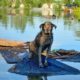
39, 35, 53, 45
35, 32, 53, 46
44, 36, 52, 44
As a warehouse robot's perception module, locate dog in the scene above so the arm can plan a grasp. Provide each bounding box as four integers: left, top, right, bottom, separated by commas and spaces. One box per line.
27, 22, 57, 67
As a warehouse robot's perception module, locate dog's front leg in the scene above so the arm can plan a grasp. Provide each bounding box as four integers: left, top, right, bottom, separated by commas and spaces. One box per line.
44, 45, 51, 66
38, 46, 43, 67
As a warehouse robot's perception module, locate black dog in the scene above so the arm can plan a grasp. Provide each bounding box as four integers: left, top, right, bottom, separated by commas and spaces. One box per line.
28, 22, 57, 67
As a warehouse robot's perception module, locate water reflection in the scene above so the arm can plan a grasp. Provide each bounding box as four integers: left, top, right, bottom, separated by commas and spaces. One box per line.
27, 75, 47, 80
0, 8, 80, 39
19, 8, 24, 15
0, 8, 34, 32
9, 15, 26, 32
9, 8, 16, 15
41, 3, 56, 19
0, 9, 8, 28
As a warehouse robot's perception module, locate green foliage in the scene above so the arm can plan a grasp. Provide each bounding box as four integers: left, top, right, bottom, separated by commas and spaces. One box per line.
0, 9, 8, 27
74, 0, 80, 6
0, 0, 80, 8
73, 7, 80, 19
0, 0, 8, 7
0, 0, 57, 8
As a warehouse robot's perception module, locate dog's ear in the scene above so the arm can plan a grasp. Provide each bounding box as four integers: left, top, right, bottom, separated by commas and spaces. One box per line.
51, 23, 57, 29
39, 23, 44, 29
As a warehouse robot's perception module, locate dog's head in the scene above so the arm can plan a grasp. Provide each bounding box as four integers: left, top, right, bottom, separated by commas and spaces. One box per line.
40, 22, 57, 35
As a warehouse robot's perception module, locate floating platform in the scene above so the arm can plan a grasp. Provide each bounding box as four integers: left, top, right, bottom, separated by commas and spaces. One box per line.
1, 47, 80, 64
61, 53, 80, 62
0, 50, 80, 76
9, 56, 80, 76
0, 49, 29, 63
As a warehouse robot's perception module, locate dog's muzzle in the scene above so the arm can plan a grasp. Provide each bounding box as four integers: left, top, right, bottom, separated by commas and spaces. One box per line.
44, 30, 51, 35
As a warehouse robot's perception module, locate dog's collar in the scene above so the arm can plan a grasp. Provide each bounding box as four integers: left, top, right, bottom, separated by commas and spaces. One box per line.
40, 31, 53, 36
43, 32, 53, 36
44, 33, 50, 35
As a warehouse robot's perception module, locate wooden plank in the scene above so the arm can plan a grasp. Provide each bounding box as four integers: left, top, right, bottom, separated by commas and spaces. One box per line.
0, 39, 24, 47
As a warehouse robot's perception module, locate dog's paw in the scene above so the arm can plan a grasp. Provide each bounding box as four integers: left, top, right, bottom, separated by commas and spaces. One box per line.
39, 63, 44, 68
44, 62, 48, 67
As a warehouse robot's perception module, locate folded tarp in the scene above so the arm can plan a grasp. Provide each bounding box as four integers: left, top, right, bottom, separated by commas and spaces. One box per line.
8, 56, 80, 76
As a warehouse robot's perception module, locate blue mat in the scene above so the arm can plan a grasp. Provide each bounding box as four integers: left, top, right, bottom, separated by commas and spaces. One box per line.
9, 56, 80, 76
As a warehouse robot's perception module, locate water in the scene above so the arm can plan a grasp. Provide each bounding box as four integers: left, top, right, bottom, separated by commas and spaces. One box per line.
0, 9, 80, 80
